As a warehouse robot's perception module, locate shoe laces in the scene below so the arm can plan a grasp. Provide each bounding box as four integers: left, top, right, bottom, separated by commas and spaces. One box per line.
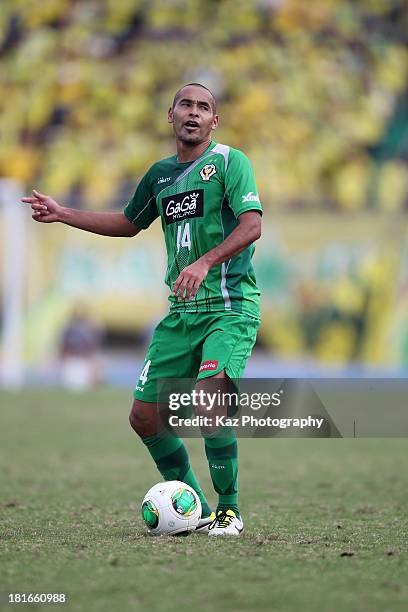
209, 510, 234, 530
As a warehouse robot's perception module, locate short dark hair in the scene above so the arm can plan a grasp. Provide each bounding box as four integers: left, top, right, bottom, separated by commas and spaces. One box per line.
172, 83, 216, 113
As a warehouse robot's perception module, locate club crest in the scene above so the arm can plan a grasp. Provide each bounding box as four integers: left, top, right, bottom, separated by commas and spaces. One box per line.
200, 164, 217, 181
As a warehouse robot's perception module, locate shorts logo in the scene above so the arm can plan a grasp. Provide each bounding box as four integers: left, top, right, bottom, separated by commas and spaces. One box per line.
199, 360, 219, 373
200, 164, 216, 181
162, 189, 204, 225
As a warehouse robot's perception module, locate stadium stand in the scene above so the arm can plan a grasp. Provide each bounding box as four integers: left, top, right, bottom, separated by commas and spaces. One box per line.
0, 0, 407, 211
1, 1, 407, 371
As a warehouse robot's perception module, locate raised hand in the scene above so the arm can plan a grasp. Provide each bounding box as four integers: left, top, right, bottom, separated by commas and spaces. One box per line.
20, 189, 64, 223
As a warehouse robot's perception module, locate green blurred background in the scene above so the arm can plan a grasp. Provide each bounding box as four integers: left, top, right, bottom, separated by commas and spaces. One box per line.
0, 0, 408, 382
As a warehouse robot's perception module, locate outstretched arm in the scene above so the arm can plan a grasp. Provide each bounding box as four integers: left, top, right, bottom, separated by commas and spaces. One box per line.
21, 189, 140, 238
173, 210, 262, 301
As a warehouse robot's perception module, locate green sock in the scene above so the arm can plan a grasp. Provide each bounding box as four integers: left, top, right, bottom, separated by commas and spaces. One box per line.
142, 434, 212, 518
204, 433, 239, 516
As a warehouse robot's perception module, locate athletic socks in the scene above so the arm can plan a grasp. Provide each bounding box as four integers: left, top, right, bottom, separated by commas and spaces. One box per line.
141, 433, 212, 518
204, 433, 240, 517
140, 431, 240, 519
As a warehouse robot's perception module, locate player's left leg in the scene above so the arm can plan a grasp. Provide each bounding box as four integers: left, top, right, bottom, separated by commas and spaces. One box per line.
192, 312, 260, 536
194, 370, 242, 535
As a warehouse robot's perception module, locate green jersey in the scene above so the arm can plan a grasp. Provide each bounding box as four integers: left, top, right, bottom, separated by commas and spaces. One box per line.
124, 140, 262, 318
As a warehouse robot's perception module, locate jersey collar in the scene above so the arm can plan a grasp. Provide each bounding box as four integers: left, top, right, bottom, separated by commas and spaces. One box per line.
176, 140, 215, 165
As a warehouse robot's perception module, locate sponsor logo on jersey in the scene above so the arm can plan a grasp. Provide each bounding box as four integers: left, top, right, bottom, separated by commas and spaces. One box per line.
242, 191, 260, 203
200, 164, 217, 181
158, 176, 171, 184
199, 360, 219, 373
162, 189, 204, 225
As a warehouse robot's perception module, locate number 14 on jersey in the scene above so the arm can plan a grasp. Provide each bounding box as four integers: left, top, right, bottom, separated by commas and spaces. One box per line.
176, 222, 191, 252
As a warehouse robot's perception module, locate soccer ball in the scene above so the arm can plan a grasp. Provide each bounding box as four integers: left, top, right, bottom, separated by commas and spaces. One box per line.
141, 480, 202, 536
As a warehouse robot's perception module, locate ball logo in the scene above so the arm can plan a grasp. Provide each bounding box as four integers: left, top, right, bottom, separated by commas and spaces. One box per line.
141, 500, 159, 529
162, 189, 204, 225
199, 360, 219, 373
171, 488, 198, 516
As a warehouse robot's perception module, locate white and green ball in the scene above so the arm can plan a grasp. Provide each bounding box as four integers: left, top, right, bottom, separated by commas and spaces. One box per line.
141, 480, 201, 536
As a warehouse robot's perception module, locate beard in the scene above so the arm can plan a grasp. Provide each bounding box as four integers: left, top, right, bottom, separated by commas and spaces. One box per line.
178, 132, 203, 145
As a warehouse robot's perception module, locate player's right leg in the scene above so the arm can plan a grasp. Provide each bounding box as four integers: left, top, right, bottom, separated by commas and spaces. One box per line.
129, 399, 211, 517
128, 312, 212, 520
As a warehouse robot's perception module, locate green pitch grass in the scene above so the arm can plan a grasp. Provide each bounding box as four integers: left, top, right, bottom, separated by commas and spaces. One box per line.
0, 389, 407, 612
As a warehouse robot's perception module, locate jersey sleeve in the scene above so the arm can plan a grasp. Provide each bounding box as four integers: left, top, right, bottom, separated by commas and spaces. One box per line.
123, 169, 159, 230
224, 148, 263, 218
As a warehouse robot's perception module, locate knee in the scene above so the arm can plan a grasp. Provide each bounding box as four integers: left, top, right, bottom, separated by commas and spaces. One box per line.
129, 400, 158, 438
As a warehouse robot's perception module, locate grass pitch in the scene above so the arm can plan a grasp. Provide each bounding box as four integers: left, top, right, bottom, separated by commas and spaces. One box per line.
0, 389, 407, 612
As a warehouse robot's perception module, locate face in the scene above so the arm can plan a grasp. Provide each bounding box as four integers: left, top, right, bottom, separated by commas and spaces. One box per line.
168, 85, 219, 145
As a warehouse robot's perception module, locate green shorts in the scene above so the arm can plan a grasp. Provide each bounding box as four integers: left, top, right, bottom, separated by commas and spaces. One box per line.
133, 310, 260, 403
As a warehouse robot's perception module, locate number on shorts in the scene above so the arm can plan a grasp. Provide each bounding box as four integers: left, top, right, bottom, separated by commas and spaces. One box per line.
139, 360, 151, 386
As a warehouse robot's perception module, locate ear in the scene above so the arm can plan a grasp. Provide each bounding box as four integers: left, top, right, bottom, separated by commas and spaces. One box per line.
167, 107, 174, 124
211, 114, 219, 131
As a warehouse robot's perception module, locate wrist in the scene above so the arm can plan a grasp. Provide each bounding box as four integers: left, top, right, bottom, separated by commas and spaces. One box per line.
58, 206, 70, 223
200, 252, 216, 270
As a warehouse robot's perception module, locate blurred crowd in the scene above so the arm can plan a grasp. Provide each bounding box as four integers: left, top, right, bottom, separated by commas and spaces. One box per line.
257, 222, 401, 366
1, 0, 407, 211
1, 0, 407, 372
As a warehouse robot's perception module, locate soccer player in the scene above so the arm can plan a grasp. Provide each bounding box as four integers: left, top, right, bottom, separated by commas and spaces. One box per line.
21, 83, 262, 536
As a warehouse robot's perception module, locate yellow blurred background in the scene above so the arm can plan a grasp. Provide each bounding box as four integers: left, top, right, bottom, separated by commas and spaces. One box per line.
0, 0, 407, 379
